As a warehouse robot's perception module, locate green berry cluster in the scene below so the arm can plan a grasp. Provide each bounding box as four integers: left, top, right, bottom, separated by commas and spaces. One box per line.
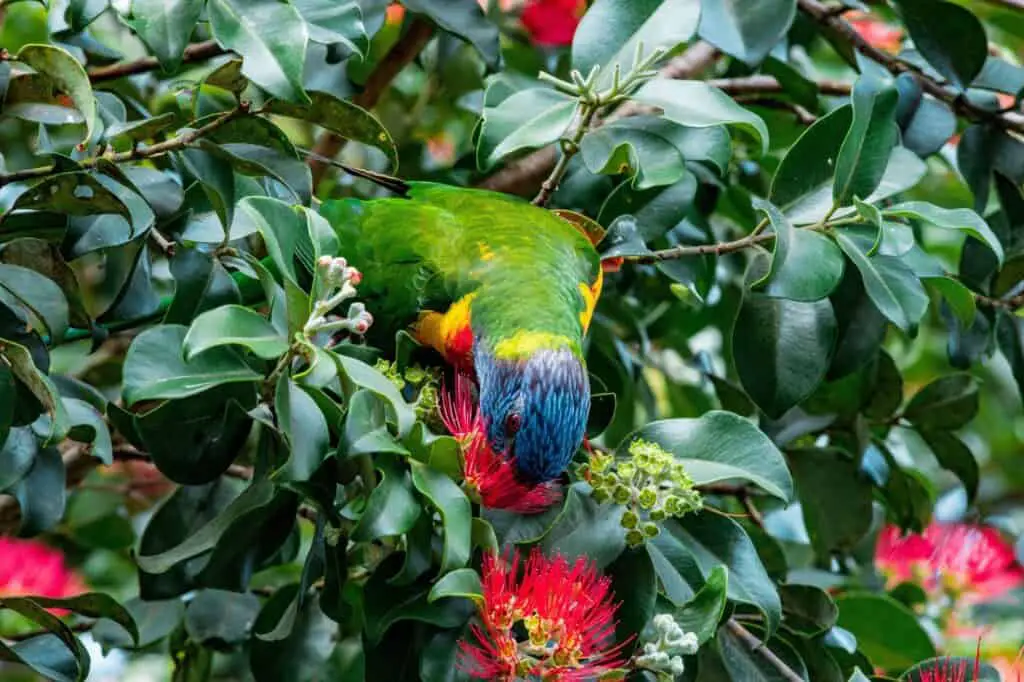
578, 439, 702, 547
635, 613, 699, 679
373, 360, 440, 426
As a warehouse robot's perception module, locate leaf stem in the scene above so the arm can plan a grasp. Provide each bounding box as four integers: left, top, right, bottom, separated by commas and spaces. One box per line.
532, 104, 598, 207
621, 231, 776, 264
0, 104, 250, 188
86, 40, 227, 83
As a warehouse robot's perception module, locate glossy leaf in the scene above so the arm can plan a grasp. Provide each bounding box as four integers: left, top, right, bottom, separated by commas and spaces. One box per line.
752, 198, 845, 301
631, 78, 769, 154
127, 0, 204, 70
184, 305, 289, 360
894, 0, 987, 90
207, 0, 310, 104
410, 461, 472, 575
618, 411, 793, 501
834, 69, 900, 206
835, 593, 936, 671
903, 374, 979, 431
836, 232, 929, 333
673, 564, 728, 644
402, 0, 500, 68
580, 116, 695, 190
0, 264, 69, 342
13, 44, 96, 144
697, 0, 796, 66
477, 86, 576, 170
789, 448, 873, 558
427, 568, 482, 604
882, 202, 1004, 265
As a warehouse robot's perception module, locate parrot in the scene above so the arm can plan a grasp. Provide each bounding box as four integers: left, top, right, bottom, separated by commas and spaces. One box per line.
319, 181, 606, 485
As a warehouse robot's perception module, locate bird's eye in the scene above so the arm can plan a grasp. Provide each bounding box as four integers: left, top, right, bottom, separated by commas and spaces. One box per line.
505, 412, 522, 436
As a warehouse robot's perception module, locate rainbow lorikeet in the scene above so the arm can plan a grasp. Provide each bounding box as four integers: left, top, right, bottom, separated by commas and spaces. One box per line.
319, 182, 605, 485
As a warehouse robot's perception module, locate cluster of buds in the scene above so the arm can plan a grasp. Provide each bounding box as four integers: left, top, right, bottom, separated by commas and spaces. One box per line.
578, 439, 702, 547
375, 360, 440, 425
304, 256, 373, 337
634, 614, 699, 679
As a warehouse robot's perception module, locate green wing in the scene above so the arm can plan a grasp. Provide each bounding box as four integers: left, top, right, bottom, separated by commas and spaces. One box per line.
319, 182, 601, 350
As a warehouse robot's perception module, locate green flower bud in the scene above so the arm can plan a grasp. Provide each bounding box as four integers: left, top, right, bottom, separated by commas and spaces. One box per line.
625, 529, 645, 547
613, 484, 632, 505
638, 486, 658, 509
621, 509, 639, 529
649, 508, 667, 522
642, 522, 660, 538
617, 461, 637, 480
593, 488, 612, 504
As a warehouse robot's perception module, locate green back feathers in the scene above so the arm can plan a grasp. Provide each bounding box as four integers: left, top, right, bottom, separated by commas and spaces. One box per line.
319, 182, 601, 354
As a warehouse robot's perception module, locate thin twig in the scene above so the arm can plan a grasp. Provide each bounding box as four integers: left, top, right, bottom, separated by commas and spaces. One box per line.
0, 104, 250, 187
708, 75, 852, 98
975, 290, 1024, 311
798, 0, 1024, 135
308, 17, 436, 188
532, 105, 598, 206
726, 619, 804, 682
734, 96, 817, 125
622, 232, 775, 264
87, 40, 227, 83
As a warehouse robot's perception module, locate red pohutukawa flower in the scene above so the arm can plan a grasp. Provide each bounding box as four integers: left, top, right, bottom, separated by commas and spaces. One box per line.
458, 547, 630, 681
916, 641, 1023, 682
0, 537, 87, 615
520, 0, 586, 47
440, 373, 561, 514
875, 522, 1024, 600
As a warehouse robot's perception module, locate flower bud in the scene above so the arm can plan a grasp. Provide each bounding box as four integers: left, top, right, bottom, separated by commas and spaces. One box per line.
625, 529, 644, 547
642, 522, 660, 538
612, 485, 631, 505
638, 486, 658, 509
620, 509, 639, 529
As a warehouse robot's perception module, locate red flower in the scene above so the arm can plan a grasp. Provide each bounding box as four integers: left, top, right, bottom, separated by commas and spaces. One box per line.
458, 547, 630, 681
0, 537, 87, 615
875, 522, 1024, 601
521, 0, 586, 47
440, 374, 561, 514
847, 11, 903, 53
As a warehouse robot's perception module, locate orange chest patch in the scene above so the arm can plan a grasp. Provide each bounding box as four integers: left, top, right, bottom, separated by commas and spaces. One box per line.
579, 268, 604, 333
412, 293, 476, 372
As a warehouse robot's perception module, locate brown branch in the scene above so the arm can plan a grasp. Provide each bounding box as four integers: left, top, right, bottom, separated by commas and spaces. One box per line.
798, 0, 1024, 135
87, 40, 227, 83
0, 104, 249, 188
710, 74, 852, 98
309, 17, 436, 188
733, 96, 817, 125
975, 290, 1024, 311
622, 232, 775, 264
476, 42, 721, 197
726, 619, 804, 682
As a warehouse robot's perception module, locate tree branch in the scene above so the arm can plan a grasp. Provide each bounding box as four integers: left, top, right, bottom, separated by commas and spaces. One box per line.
309, 17, 436, 188
709, 74, 852, 98
0, 104, 249, 188
87, 40, 227, 83
622, 232, 775, 264
798, 0, 1024, 135
476, 42, 721, 197
726, 619, 804, 682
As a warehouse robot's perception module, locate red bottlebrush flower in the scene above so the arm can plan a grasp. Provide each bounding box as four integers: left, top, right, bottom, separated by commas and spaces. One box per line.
520, 0, 586, 47
440, 374, 562, 515
0, 537, 87, 614
876, 522, 1024, 600
458, 547, 630, 681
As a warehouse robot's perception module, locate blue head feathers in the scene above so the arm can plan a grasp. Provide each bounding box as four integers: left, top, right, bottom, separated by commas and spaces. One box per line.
474, 344, 590, 483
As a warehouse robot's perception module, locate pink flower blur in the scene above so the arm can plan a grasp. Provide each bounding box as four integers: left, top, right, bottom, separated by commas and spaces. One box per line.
520, 0, 586, 47
0, 537, 87, 613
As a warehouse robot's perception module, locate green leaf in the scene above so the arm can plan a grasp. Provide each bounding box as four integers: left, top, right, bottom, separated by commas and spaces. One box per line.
410, 462, 472, 575
751, 198, 845, 301
652, 513, 782, 635
127, 0, 204, 70
93, 598, 184, 651
606, 548, 657, 651
6, 171, 131, 220
28, 593, 139, 647
0, 264, 69, 342
779, 584, 837, 636
631, 78, 769, 154
292, 0, 366, 57
834, 593, 935, 671
263, 91, 397, 171
333, 353, 416, 438
12, 445, 66, 536
918, 429, 979, 503
697, 0, 796, 66
275, 377, 331, 482
136, 480, 277, 574
427, 568, 482, 604
362, 566, 472, 645
165, 247, 242, 325
0, 238, 90, 331
622, 409, 790, 499
477, 86, 576, 170
572, 0, 701, 88
893, 0, 987, 90
835, 232, 929, 333
541, 485, 627, 569
402, 0, 500, 69
62, 398, 112, 464
903, 374, 979, 431
0, 427, 35, 492
184, 305, 289, 361
618, 411, 793, 501
672, 564, 728, 644
351, 455, 421, 542
0, 635, 81, 682
789, 448, 873, 558
0, 597, 91, 679
834, 70, 900, 206
207, 0, 310, 104
710, 623, 809, 680
13, 44, 96, 145
771, 105, 852, 214
882, 201, 1004, 265
1, 340, 68, 443
185, 589, 262, 648
122, 325, 261, 406
732, 290, 837, 419
924, 277, 976, 328
250, 590, 341, 682
580, 116, 697, 190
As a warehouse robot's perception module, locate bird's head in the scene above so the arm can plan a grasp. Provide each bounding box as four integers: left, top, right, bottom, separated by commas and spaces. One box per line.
474, 337, 590, 483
